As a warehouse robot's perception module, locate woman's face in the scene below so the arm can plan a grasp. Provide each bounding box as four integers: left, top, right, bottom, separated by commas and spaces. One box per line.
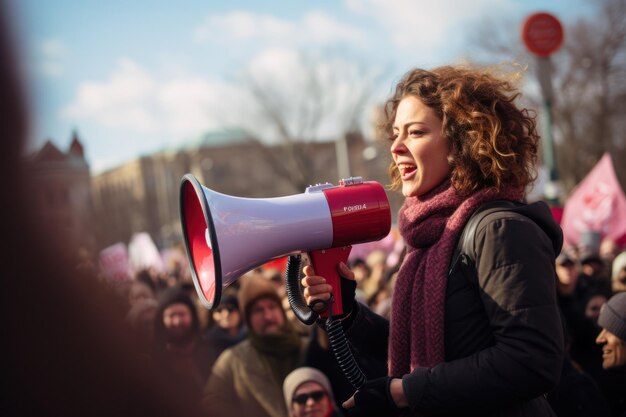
391, 95, 450, 197
291, 381, 331, 417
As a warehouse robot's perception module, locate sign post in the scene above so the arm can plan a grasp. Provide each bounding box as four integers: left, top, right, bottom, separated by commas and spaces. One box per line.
522, 12, 564, 204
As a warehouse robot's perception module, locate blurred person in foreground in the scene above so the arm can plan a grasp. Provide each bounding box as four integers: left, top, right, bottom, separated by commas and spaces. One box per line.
283, 367, 345, 417
595, 293, 626, 417
0, 4, 202, 415
202, 274, 308, 417
302, 66, 563, 416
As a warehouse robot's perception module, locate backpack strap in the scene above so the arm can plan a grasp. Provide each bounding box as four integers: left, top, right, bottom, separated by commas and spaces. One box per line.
448, 200, 523, 276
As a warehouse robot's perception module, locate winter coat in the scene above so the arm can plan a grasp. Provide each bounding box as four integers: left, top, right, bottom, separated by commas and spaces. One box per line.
202, 338, 307, 417
202, 324, 247, 363
345, 201, 564, 416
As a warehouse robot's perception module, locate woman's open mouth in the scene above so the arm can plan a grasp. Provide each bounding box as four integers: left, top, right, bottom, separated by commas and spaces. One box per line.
398, 163, 416, 180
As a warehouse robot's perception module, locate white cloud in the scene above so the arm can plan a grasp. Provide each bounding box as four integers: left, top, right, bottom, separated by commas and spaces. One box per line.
194, 10, 366, 46
39, 38, 67, 77
62, 59, 251, 141
344, 0, 516, 50
247, 48, 302, 82
155, 77, 244, 138
63, 59, 158, 132
61, 46, 384, 162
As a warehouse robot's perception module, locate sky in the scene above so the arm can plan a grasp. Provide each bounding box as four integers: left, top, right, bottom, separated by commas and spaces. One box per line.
9, 0, 594, 173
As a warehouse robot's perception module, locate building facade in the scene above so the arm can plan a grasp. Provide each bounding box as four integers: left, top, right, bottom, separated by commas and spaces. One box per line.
90, 129, 399, 251
26, 132, 95, 258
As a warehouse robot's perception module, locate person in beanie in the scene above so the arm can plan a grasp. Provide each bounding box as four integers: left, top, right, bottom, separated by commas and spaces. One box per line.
202, 273, 308, 417
152, 285, 214, 401
596, 292, 626, 417
597, 292, 626, 370
283, 367, 344, 417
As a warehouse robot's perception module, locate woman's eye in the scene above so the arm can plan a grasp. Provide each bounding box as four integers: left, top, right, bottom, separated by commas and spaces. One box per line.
389, 133, 398, 141
409, 130, 424, 136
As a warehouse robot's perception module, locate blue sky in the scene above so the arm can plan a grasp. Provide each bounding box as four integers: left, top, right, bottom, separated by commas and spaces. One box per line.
10, 0, 593, 173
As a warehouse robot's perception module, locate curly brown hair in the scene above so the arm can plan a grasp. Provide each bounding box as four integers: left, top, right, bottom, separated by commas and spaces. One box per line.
382, 66, 539, 196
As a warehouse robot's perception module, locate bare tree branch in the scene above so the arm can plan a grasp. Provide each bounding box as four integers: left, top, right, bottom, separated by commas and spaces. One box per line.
466, 0, 626, 194
237, 51, 383, 191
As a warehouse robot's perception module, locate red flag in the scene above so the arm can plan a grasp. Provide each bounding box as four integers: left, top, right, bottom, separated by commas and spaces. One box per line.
262, 256, 288, 272
561, 153, 626, 246
550, 206, 564, 224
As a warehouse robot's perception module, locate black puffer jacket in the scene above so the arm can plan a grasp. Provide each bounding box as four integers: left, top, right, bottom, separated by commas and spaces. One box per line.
345, 201, 564, 416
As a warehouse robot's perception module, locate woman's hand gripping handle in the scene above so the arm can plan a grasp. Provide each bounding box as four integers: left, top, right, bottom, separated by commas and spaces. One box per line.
302, 259, 356, 319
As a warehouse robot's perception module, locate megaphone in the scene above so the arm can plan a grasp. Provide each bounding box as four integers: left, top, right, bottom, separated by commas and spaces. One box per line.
179, 174, 391, 313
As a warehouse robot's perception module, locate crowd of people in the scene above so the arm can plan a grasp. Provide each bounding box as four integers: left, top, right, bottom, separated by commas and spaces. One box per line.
104, 249, 394, 416
88, 221, 625, 417
553, 237, 626, 416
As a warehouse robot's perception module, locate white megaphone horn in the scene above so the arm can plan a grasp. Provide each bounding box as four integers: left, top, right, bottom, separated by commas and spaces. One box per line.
179, 174, 391, 311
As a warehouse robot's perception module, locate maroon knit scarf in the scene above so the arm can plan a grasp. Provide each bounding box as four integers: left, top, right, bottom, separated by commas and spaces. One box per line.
388, 179, 524, 377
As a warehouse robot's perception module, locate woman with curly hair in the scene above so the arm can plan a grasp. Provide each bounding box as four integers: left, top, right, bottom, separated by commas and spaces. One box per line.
302, 66, 564, 416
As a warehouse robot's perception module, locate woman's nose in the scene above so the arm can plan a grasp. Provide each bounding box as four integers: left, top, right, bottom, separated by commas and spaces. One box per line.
596, 328, 606, 344
390, 135, 406, 154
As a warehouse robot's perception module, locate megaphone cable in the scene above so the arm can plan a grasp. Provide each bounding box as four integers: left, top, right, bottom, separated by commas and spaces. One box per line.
325, 295, 366, 390
285, 254, 366, 390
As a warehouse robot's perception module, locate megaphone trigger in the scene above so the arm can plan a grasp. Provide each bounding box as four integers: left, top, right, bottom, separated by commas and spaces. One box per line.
308, 245, 352, 318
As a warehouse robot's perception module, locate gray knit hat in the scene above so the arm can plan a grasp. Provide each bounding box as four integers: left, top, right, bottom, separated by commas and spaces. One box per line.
598, 292, 626, 341
283, 367, 334, 415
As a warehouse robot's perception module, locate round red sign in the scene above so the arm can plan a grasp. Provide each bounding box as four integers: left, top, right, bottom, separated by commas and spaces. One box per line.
522, 12, 564, 57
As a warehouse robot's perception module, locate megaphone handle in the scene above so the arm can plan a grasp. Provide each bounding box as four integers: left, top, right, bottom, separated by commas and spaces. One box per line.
286, 255, 318, 325
309, 246, 351, 318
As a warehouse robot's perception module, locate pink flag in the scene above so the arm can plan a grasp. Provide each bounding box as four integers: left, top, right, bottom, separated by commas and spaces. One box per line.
561, 153, 626, 246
